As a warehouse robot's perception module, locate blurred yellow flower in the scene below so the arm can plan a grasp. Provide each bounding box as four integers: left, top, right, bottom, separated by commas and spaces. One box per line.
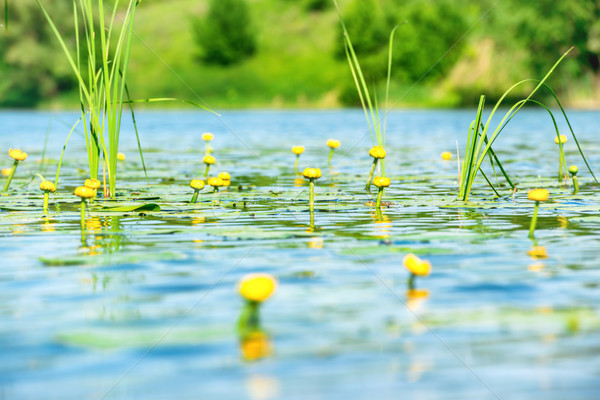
373, 176, 391, 188
203, 155, 216, 165
207, 177, 224, 187
441, 151, 452, 160
74, 186, 95, 199
368, 146, 386, 159
239, 273, 277, 303
528, 189, 549, 202
8, 149, 27, 161
218, 172, 231, 180
84, 178, 101, 189
292, 146, 305, 155
403, 254, 431, 276
554, 135, 567, 144
190, 179, 205, 190
1, 168, 11, 176
202, 132, 214, 141
302, 167, 321, 180
326, 139, 340, 149
39, 180, 56, 192
117, 152, 126, 161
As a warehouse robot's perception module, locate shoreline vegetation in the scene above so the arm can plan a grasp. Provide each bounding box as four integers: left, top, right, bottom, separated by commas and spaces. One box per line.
1, 0, 599, 110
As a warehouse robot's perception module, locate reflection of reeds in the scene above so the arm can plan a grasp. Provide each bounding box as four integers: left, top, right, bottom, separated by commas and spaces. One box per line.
458, 48, 597, 201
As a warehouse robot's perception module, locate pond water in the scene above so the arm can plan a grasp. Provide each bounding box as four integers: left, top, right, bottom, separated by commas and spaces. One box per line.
1, 109, 600, 399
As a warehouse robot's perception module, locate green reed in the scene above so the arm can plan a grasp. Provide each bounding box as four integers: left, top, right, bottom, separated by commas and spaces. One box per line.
458, 48, 597, 201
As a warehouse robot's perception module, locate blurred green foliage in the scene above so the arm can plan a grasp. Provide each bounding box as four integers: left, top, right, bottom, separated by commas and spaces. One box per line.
1, 0, 599, 108
192, 0, 257, 66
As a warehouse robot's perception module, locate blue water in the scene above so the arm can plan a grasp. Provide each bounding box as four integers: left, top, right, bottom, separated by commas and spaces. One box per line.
1, 109, 600, 400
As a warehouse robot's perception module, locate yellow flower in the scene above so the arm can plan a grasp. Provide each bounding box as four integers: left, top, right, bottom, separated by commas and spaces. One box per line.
218, 172, 231, 180
74, 186, 95, 199
8, 149, 27, 161
403, 254, 431, 276
568, 165, 578, 176
207, 177, 224, 187
373, 176, 391, 188
203, 155, 216, 165
84, 178, 101, 189
1, 168, 11, 176
202, 132, 214, 141
441, 151, 452, 160
554, 135, 567, 144
292, 146, 305, 155
190, 179, 205, 190
302, 167, 322, 180
222, 179, 231, 187
368, 146, 386, 159
117, 152, 126, 161
527, 246, 548, 259
39, 180, 56, 192
326, 139, 341, 149
528, 189, 549, 202
239, 273, 277, 302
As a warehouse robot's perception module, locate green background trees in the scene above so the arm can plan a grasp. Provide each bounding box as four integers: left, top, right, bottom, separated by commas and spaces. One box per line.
1, 0, 598, 109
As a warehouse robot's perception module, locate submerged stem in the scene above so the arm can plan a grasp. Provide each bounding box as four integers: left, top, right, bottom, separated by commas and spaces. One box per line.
204, 164, 210, 177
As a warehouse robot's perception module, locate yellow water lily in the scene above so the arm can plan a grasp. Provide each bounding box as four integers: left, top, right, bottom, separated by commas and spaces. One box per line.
40, 180, 56, 214
292, 146, 305, 155
8, 149, 27, 161
527, 246, 547, 259
326, 139, 340, 165
403, 254, 431, 277
527, 189, 549, 202
117, 152, 126, 161
218, 172, 231, 180
369, 146, 386, 159
554, 134, 567, 144
302, 168, 321, 180
441, 151, 452, 160
239, 273, 277, 303
202, 132, 214, 141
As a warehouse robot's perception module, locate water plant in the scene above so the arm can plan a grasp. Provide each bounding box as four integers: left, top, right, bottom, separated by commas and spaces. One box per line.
35, 0, 144, 199
218, 172, 231, 188
457, 49, 597, 201
189, 179, 205, 203
238, 273, 277, 329
3, 149, 27, 192
203, 155, 216, 177
303, 167, 321, 214
366, 146, 386, 191
39, 180, 56, 214
326, 139, 340, 166
202, 132, 214, 156
117, 152, 126, 161
528, 189, 549, 240
292, 146, 305, 174
403, 253, 431, 290
74, 185, 96, 231
527, 246, 548, 259
441, 151, 452, 160
207, 177, 224, 193
373, 176, 390, 209
569, 165, 579, 194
